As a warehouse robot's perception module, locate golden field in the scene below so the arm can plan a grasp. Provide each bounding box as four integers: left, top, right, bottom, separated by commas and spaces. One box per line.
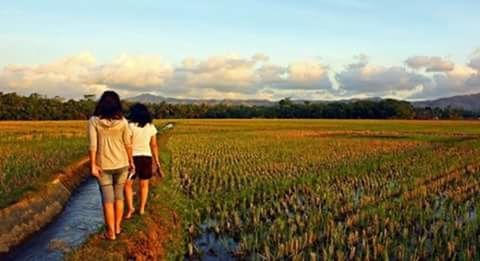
2, 119, 480, 259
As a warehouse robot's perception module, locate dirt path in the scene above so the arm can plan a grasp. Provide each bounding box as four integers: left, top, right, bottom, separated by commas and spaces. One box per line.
68, 125, 187, 260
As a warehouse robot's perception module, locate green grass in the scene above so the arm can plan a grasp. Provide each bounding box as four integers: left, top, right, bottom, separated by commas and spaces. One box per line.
0, 121, 87, 208
3, 119, 480, 259
165, 119, 480, 259
68, 123, 189, 260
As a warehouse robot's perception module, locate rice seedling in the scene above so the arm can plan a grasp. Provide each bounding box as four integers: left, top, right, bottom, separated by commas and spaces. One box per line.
165, 119, 480, 259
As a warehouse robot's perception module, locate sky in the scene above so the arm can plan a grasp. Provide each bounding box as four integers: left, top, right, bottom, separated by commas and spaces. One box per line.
1, 0, 479, 100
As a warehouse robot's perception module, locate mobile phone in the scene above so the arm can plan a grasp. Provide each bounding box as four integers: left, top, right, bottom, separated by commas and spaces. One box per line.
128, 169, 136, 180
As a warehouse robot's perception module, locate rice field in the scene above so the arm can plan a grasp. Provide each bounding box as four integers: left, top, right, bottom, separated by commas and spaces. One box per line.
0, 121, 87, 208
2, 119, 480, 259
166, 120, 480, 260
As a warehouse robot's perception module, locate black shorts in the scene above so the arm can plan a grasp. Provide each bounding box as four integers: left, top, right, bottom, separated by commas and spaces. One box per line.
132, 156, 153, 180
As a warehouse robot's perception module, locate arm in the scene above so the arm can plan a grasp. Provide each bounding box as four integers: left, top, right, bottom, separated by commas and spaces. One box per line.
88, 119, 101, 177
150, 135, 164, 177
126, 145, 134, 171
89, 150, 101, 177
123, 121, 134, 171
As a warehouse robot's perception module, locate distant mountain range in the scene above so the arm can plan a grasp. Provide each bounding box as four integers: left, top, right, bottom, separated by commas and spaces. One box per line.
127, 93, 275, 106
126, 94, 385, 106
127, 93, 480, 111
411, 93, 480, 112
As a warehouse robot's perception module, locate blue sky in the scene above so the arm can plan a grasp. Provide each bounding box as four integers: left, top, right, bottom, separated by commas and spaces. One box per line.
1, 0, 479, 100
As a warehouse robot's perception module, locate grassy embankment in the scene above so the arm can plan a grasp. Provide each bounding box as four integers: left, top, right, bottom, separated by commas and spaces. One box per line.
68, 121, 188, 260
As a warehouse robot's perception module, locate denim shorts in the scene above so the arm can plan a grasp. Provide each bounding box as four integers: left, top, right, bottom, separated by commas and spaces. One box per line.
97, 167, 128, 203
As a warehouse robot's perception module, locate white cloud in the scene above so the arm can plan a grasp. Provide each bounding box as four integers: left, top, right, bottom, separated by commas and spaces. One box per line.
409, 64, 478, 99
0, 53, 334, 99
407, 52, 480, 99
0, 53, 174, 98
252, 53, 270, 62
1, 50, 479, 100
334, 52, 479, 100
335, 57, 429, 98
257, 64, 286, 83
461, 51, 480, 92
468, 51, 480, 71
169, 55, 333, 95
405, 56, 454, 72
288, 62, 326, 82
258, 61, 332, 90
175, 54, 259, 93
86, 54, 173, 91
0, 52, 103, 98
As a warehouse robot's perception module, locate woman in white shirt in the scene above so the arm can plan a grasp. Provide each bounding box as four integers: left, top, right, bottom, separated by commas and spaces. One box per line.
125, 103, 164, 218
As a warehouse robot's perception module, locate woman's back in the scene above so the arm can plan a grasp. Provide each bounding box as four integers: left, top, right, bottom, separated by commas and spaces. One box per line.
89, 116, 131, 170
129, 122, 157, 157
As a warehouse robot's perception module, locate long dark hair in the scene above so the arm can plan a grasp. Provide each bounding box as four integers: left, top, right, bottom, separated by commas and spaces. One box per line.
93, 91, 123, 119
128, 103, 153, 128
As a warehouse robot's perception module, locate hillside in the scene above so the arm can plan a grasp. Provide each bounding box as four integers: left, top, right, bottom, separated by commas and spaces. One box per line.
129, 93, 480, 112
126, 94, 387, 106
126, 93, 275, 106
412, 93, 480, 112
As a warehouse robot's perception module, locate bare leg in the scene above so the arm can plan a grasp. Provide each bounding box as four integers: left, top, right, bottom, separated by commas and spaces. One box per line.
114, 199, 124, 234
103, 203, 116, 240
139, 180, 149, 215
124, 180, 135, 218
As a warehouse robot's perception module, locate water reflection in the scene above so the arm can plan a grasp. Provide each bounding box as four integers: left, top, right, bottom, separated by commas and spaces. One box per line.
6, 178, 103, 261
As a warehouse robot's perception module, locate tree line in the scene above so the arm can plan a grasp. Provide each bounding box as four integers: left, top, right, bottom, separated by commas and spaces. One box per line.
0, 92, 478, 120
